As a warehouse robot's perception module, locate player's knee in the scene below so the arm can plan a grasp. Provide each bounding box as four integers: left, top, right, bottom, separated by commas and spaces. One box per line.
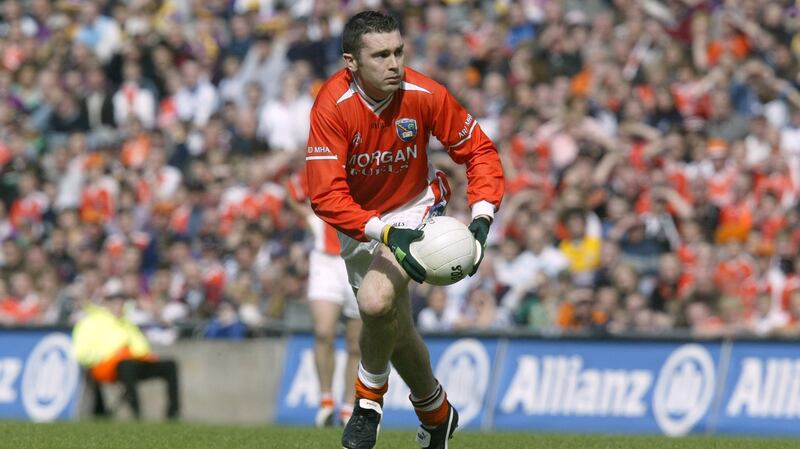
314, 327, 336, 344
357, 289, 394, 318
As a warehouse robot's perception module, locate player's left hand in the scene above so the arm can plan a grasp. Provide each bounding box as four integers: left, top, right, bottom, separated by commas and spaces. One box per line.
468, 216, 491, 276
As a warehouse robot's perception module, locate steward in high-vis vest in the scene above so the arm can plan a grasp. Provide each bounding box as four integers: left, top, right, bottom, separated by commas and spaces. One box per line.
72, 293, 180, 419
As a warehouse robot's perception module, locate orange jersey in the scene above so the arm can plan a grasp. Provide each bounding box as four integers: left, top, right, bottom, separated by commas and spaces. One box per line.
305, 67, 505, 241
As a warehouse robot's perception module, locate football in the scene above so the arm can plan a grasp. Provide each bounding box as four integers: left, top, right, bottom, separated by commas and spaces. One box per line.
409, 216, 481, 286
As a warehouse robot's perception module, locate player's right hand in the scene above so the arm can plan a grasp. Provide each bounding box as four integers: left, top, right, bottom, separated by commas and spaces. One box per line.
382, 225, 426, 283
468, 216, 491, 276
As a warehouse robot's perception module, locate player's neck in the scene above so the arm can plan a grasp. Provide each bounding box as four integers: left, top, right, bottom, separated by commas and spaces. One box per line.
352, 73, 390, 103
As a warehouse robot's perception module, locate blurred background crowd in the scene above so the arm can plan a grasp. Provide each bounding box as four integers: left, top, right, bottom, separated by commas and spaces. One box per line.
2, 0, 800, 340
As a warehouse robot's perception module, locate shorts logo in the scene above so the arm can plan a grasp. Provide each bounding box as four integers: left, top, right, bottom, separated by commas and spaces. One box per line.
395, 118, 417, 142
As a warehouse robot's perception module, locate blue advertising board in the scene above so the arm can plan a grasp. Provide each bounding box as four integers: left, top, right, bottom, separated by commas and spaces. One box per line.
274, 334, 800, 436
492, 340, 722, 436
714, 342, 800, 436
0, 331, 80, 421
275, 333, 498, 429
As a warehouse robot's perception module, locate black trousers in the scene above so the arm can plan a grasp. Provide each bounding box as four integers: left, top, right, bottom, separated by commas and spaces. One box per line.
92, 359, 180, 419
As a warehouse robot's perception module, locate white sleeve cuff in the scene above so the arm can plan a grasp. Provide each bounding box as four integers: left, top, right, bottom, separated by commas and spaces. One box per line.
470, 200, 496, 220
365, 216, 390, 242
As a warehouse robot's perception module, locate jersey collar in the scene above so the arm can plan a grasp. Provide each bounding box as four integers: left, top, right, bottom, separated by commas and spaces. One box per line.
350, 73, 395, 117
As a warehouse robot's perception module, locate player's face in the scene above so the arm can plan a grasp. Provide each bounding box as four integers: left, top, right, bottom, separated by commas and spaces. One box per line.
346, 30, 404, 100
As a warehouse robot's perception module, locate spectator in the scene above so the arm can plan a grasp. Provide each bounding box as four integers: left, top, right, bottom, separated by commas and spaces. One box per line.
558, 208, 602, 287
237, 33, 287, 104
174, 60, 218, 127
257, 72, 313, 153
80, 65, 115, 130
74, 1, 121, 64
286, 18, 326, 79
748, 292, 788, 337
224, 15, 253, 61
417, 287, 452, 332
496, 222, 568, 315
203, 300, 248, 339
112, 60, 156, 129
556, 288, 605, 333
649, 253, 690, 314
454, 287, 508, 330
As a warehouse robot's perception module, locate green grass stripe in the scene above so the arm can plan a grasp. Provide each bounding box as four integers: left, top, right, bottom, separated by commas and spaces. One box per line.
0, 422, 797, 449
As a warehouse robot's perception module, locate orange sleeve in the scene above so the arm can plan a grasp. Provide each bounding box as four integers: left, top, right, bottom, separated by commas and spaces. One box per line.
305, 103, 380, 241
429, 85, 505, 213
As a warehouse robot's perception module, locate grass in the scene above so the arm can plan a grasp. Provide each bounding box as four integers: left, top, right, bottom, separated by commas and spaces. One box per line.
0, 422, 798, 449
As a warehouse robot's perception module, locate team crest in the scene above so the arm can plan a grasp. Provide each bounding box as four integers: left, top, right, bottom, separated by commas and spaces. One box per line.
395, 118, 417, 142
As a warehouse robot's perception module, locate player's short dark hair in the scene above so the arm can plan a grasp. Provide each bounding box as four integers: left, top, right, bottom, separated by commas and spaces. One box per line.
342, 10, 400, 56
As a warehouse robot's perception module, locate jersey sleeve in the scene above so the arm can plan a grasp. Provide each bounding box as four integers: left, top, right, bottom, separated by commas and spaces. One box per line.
429, 86, 505, 217
305, 103, 381, 241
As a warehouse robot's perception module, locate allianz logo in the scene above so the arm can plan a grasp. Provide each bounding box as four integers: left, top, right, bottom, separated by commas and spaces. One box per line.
726, 357, 800, 419
500, 344, 716, 436
500, 355, 653, 417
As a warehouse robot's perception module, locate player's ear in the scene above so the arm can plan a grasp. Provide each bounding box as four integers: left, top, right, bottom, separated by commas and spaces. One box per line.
343, 52, 359, 72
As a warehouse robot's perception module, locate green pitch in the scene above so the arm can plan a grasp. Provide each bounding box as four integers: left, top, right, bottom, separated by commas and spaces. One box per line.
1, 422, 797, 449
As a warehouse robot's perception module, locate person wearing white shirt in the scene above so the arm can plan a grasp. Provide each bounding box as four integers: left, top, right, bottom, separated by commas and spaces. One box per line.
257, 74, 312, 152
497, 223, 569, 312
174, 60, 219, 127
417, 287, 457, 332
112, 61, 156, 129
74, 2, 121, 64
744, 115, 776, 169
496, 224, 568, 290
145, 148, 182, 201
236, 34, 288, 104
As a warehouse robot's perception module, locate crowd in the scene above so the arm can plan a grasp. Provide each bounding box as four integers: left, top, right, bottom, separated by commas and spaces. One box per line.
1, 0, 800, 340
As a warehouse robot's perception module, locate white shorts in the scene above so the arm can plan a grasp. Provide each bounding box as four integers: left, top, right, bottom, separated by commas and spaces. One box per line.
308, 249, 360, 319
339, 186, 444, 291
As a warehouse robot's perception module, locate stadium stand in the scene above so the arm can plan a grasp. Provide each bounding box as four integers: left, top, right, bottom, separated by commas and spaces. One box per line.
0, 0, 799, 341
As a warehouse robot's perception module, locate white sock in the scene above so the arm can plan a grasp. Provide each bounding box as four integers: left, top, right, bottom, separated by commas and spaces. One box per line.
357, 363, 390, 389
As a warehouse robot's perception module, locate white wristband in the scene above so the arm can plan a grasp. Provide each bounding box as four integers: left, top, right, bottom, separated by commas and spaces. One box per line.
470, 200, 495, 221
365, 216, 390, 242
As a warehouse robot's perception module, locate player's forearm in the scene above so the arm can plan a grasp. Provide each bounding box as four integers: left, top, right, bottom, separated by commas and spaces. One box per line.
464, 147, 505, 216
310, 192, 382, 242
450, 123, 505, 214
